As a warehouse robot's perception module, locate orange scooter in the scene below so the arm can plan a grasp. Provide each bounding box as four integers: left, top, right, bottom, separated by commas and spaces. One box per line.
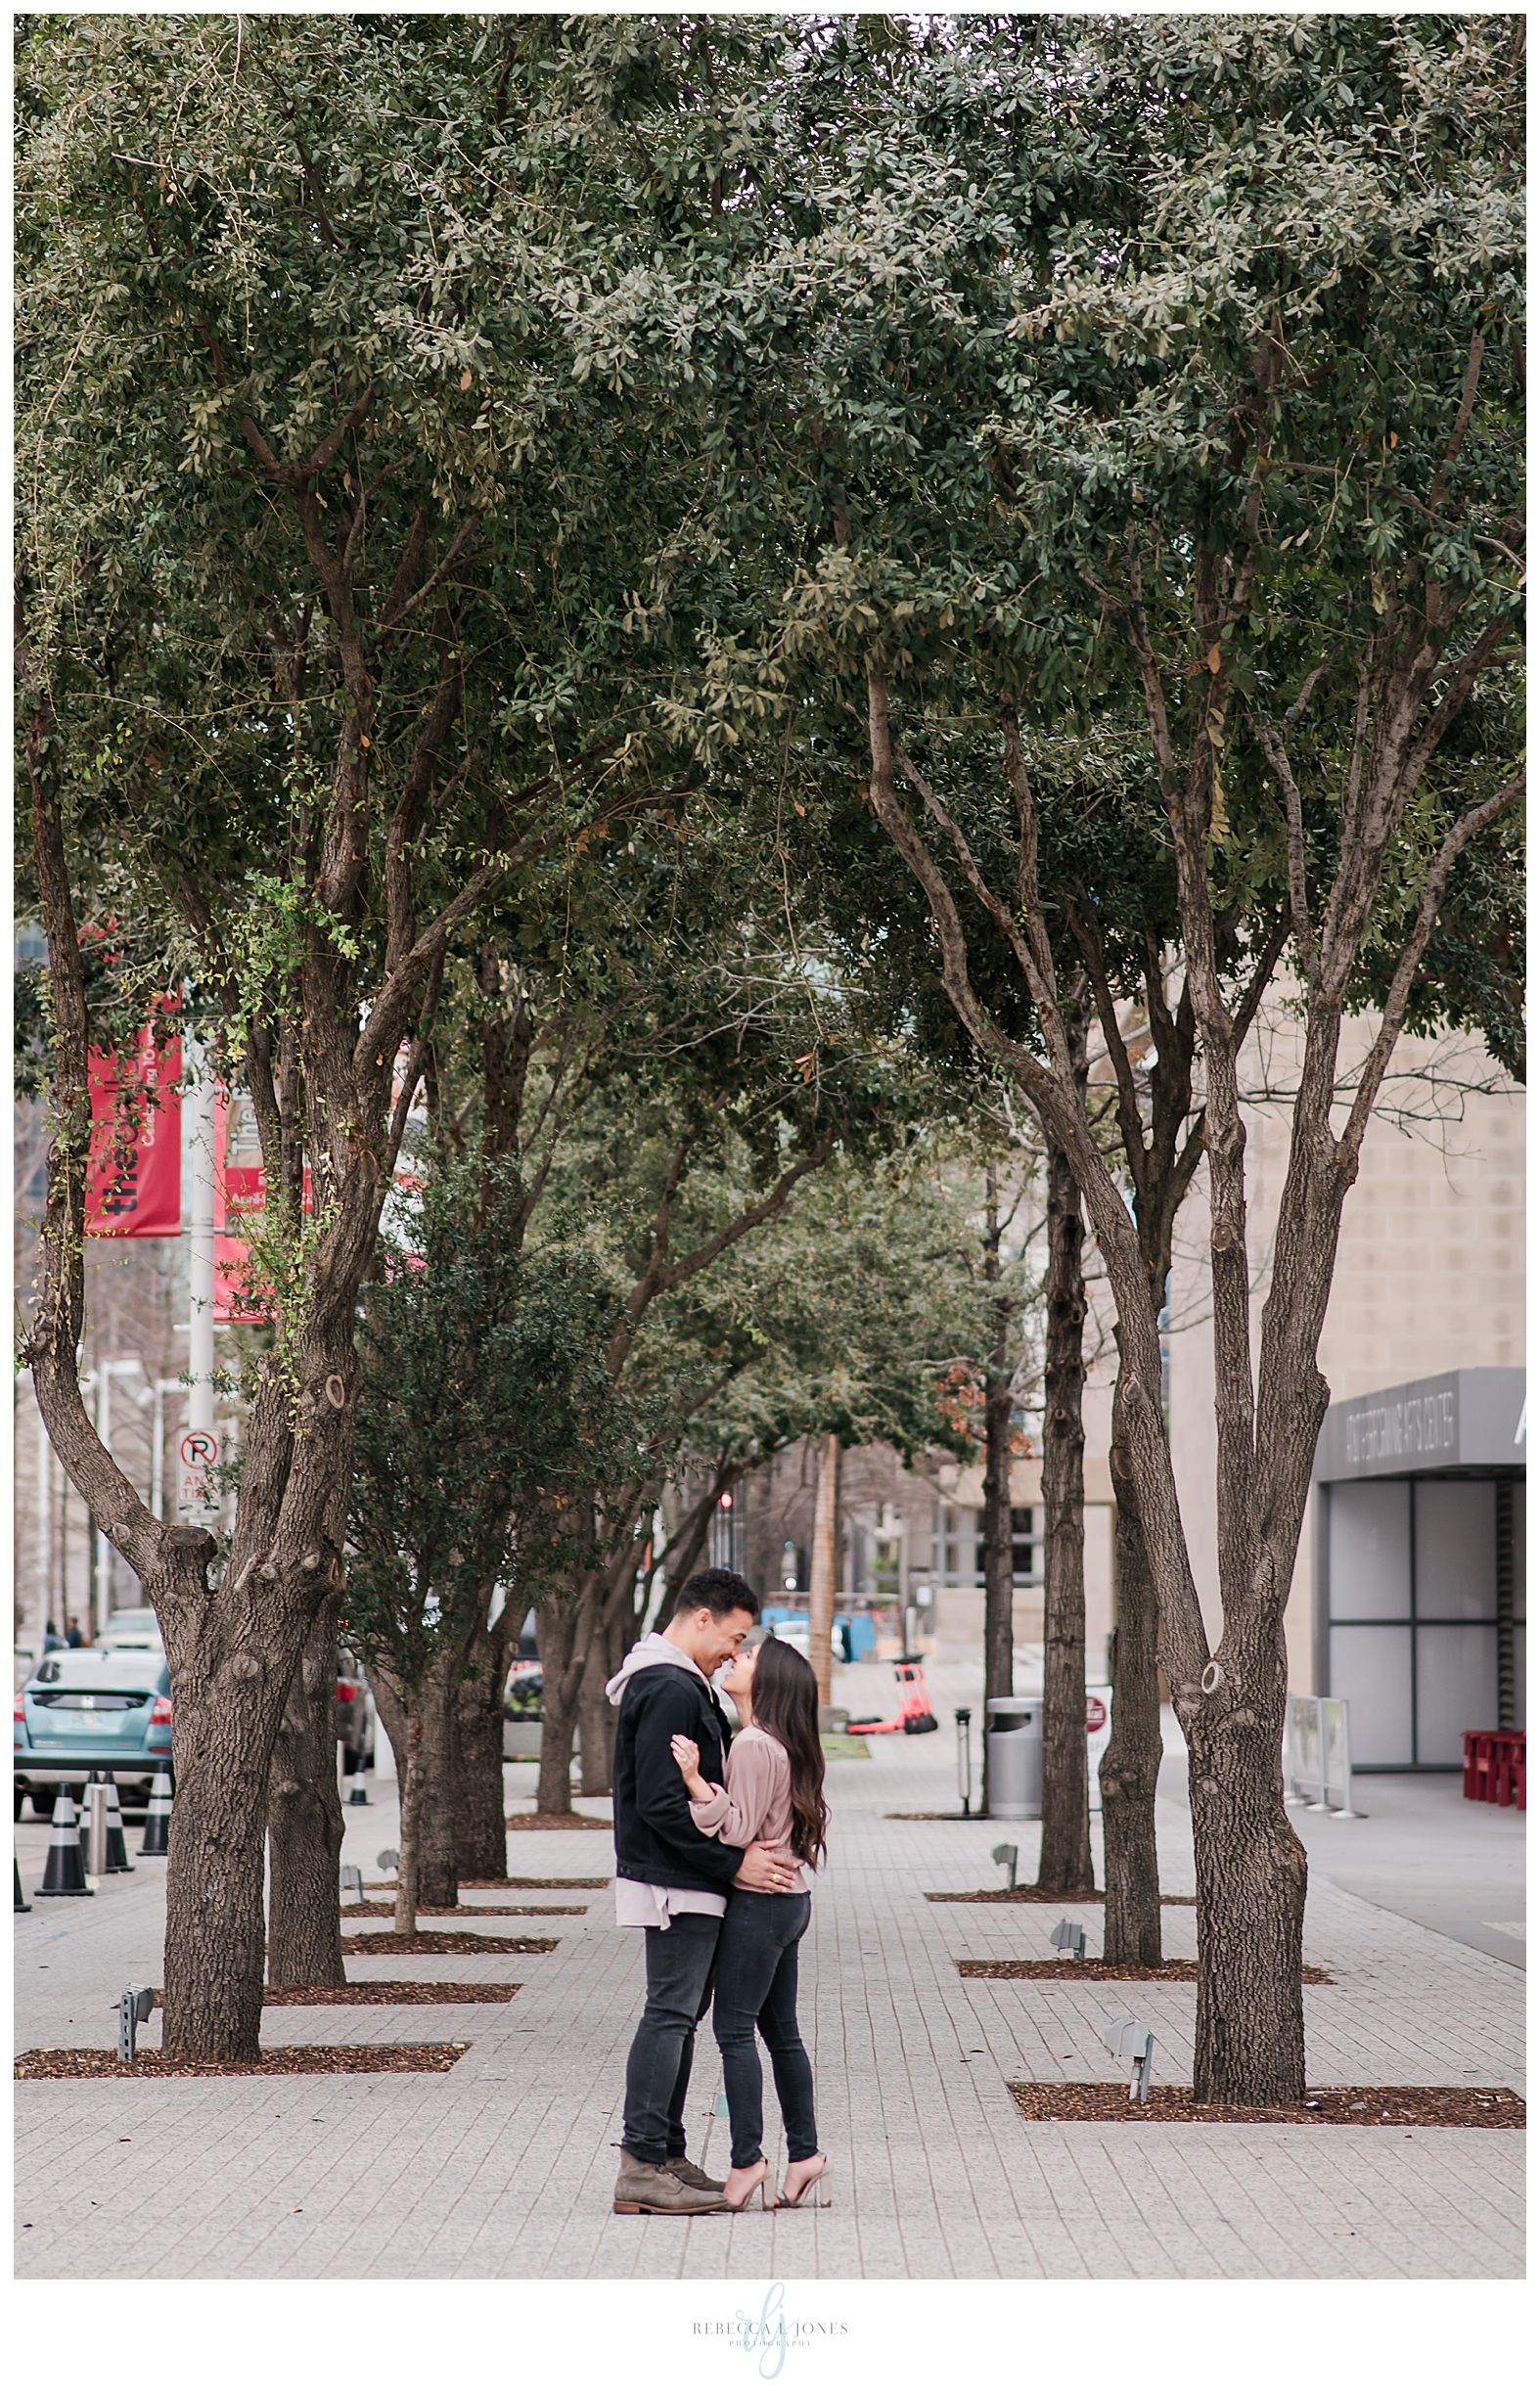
844, 1653, 939, 1736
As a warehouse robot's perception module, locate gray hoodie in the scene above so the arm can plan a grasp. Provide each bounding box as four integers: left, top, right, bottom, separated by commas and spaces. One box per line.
604, 1631, 735, 1725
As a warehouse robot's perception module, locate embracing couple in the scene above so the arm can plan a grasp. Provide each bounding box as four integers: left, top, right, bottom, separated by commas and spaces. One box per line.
606, 1567, 831, 2217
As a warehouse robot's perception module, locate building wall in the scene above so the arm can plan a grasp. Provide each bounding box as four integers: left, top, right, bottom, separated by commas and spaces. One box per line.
1162, 1008, 1525, 1692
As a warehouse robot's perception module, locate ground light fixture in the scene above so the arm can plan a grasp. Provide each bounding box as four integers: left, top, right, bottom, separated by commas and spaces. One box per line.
1103, 2017, 1155, 2102
116, 1985, 154, 2062
1051, 1917, 1087, 1962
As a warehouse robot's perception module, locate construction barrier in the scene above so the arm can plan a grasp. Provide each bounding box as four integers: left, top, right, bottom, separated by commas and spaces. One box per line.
1284, 1693, 1361, 1818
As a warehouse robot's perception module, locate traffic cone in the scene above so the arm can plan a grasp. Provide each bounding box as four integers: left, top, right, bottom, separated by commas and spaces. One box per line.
79, 1770, 103, 1864
139, 1770, 173, 1857
37, 1790, 93, 1897
102, 1780, 134, 1873
15, 1851, 30, 1912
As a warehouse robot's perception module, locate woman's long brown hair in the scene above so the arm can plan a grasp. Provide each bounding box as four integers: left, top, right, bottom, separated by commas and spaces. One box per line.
747, 1636, 829, 1869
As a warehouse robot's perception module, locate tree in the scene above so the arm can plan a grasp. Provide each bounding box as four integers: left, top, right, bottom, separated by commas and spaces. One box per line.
345, 1162, 635, 1928
834, 19, 1522, 2098
15, 12, 718, 2054
386, 849, 928, 1824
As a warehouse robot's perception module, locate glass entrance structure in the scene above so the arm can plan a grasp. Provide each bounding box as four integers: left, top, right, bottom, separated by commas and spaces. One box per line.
1313, 1369, 1525, 1768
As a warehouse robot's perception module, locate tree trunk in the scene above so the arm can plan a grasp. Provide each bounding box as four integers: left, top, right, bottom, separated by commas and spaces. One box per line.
453, 1616, 510, 1878
414, 1652, 461, 1910
533, 1599, 582, 1815
663, 1483, 717, 1608
369, 1653, 463, 1920
807, 1433, 840, 1710
1188, 1654, 1307, 2103
393, 1703, 425, 1937
265, 1601, 346, 1988
979, 1169, 1015, 1813
265, 1443, 353, 1988
159, 1672, 288, 2060
365, 1667, 411, 1930
576, 1638, 617, 1796
1100, 1381, 1164, 1965
1036, 1130, 1093, 1894
575, 1537, 657, 1798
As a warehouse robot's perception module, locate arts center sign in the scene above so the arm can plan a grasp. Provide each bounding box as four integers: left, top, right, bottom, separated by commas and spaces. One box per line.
1316, 1369, 1526, 1485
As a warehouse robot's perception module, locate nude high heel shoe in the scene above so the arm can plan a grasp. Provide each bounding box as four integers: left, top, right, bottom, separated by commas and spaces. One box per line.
723, 2157, 771, 2211
775, 2153, 831, 2209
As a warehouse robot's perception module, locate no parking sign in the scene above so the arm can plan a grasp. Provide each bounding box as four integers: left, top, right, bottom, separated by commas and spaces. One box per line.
179, 1426, 220, 1520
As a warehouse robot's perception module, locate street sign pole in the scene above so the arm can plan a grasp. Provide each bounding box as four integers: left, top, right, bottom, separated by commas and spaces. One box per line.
180, 1044, 219, 1526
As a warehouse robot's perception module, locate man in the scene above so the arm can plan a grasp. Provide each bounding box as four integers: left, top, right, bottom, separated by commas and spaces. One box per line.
606, 1567, 795, 2216
65, 1616, 83, 1649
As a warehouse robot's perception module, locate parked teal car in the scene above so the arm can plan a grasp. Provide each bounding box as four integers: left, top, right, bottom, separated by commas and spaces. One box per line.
14, 1647, 172, 1820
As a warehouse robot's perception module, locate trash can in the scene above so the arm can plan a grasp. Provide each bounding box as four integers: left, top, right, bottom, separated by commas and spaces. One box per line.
986, 1697, 1042, 1820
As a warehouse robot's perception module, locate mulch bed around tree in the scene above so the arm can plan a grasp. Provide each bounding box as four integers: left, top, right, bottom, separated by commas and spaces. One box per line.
259, 1982, 521, 2006
928, 1888, 1198, 1905
146, 1982, 518, 2008
886, 1811, 1009, 1822
960, 1959, 1334, 1984
504, 1812, 612, 1830
339, 1930, 559, 1956
1009, 2083, 1524, 2129
340, 1902, 587, 1918
457, 1877, 611, 1891
15, 2045, 467, 2080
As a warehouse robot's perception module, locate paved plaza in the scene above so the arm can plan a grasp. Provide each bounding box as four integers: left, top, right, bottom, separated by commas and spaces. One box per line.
13, 1664, 1524, 2279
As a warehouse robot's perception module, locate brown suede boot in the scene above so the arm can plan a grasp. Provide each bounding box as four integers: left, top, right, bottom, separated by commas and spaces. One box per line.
668, 2157, 726, 2193
612, 2152, 729, 2215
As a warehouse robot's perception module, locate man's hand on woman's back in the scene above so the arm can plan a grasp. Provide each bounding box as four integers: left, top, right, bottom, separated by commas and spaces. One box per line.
733, 1842, 797, 1894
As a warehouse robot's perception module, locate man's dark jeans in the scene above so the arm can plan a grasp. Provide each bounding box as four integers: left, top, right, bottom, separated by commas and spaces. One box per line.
711, 1889, 817, 2170
621, 1911, 721, 2167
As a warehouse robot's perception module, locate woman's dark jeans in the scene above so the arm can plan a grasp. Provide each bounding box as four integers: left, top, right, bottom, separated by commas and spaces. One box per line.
711, 1888, 817, 2169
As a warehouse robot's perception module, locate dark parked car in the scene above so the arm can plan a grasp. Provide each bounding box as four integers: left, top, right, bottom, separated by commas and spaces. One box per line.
14, 1647, 172, 1819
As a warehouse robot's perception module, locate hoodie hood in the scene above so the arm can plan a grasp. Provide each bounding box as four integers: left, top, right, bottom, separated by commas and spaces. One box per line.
605, 1631, 716, 1709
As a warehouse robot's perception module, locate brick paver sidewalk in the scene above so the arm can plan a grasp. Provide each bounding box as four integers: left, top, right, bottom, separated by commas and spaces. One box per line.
14, 1664, 1523, 2278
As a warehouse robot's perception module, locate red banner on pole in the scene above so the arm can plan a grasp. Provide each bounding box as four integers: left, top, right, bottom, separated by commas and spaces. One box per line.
214, 1088, 275, 1324
208, 1060, 418, 1319
84, 1026, 182, 1239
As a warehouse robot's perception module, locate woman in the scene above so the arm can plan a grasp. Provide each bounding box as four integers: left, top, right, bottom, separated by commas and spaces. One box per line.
670, 1632, 830, 2213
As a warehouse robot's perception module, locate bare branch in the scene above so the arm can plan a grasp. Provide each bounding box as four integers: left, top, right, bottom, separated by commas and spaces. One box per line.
380, 515, 483, 631
1338, 768, 1524, 1165
1250, 717, 1319, 985
1392, 613, 1513, 809
1064, 893, 1150, 1203
1428, 334, 1485, 513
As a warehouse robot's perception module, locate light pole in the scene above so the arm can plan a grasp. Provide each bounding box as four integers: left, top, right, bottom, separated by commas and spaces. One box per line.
149, 1377, 185, 1519
180, 1041, 220, 1524
23, 1371, 52, 1658
93, 1359, 146, 1636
